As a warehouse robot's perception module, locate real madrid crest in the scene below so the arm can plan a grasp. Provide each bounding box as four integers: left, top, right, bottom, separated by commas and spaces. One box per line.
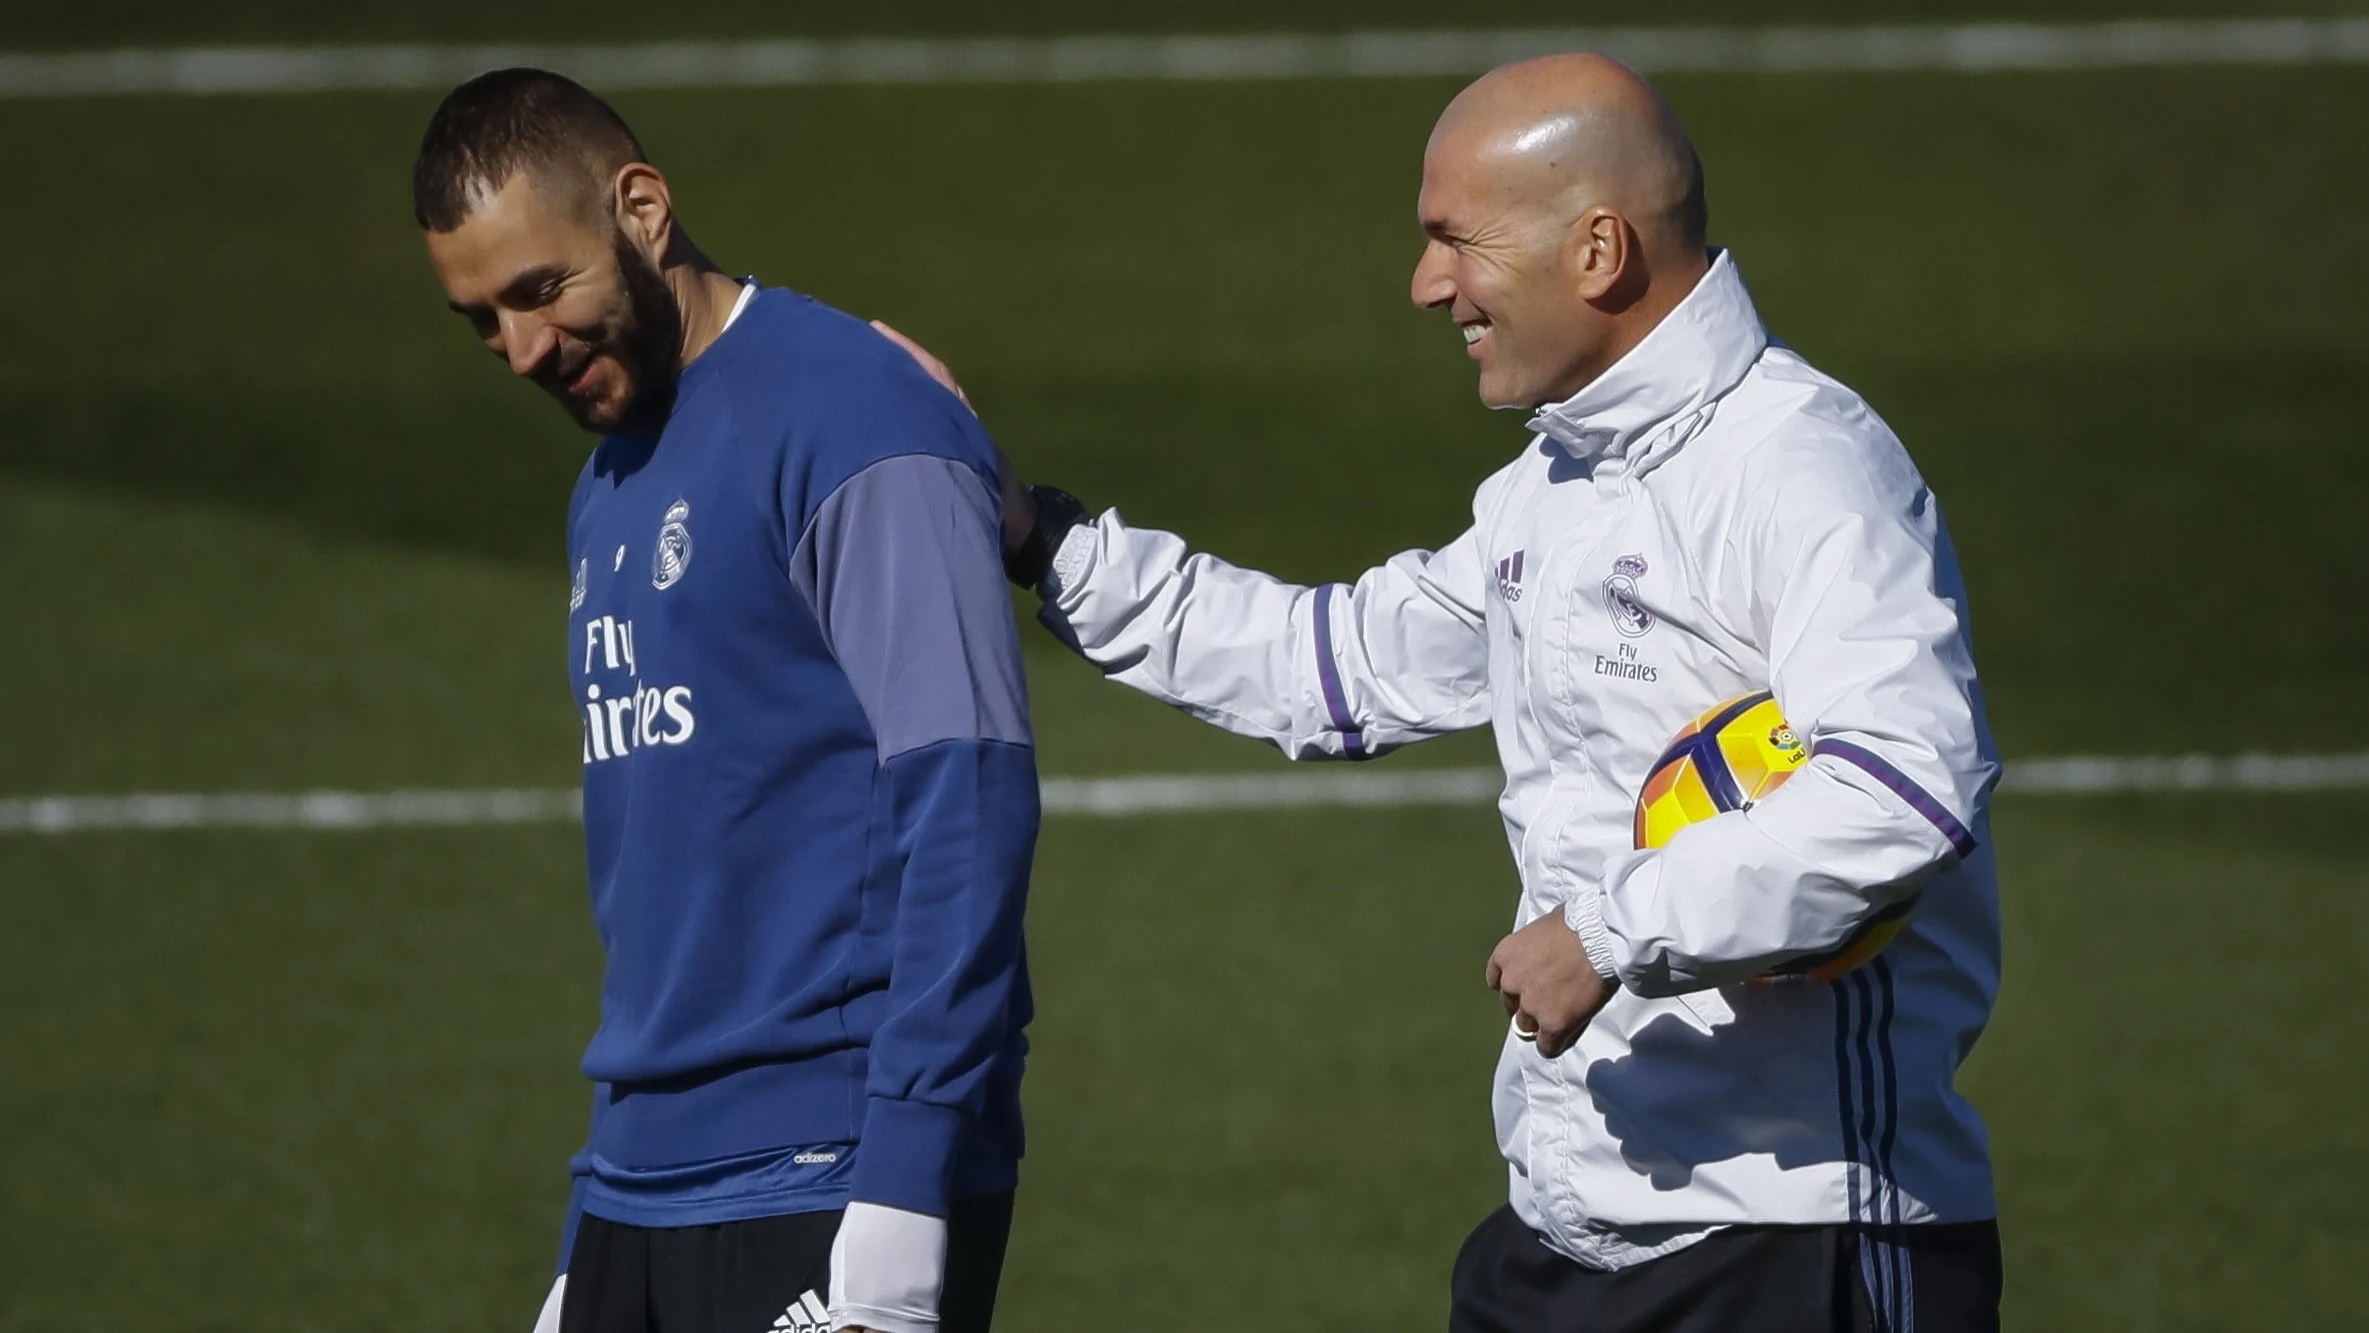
652, 499, 694, 590
1604, 553, 1655, 638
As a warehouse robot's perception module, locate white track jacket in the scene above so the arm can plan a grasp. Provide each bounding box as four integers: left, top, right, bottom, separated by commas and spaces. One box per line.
1036, 251, 2001, 1268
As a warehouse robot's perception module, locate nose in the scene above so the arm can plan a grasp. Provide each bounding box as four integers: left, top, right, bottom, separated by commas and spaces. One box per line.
1410, 239, 1456, 310
496, 309, 560, 379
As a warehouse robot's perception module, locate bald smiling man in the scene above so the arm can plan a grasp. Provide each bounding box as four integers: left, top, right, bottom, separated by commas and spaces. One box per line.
904, 54, 2003, 1332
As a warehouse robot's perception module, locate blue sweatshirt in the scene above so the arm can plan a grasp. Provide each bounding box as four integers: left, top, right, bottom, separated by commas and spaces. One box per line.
555, 285, 1036, 1253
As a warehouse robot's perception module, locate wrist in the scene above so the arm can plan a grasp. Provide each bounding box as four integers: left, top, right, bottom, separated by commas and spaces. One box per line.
829, 1200, 947, 1333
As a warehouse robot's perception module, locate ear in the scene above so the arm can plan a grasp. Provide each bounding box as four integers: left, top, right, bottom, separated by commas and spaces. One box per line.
612, 163, 676, 264
1567, 206, 1631, 303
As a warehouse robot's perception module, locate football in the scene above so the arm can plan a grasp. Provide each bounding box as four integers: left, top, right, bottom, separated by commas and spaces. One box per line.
1633, 691, 1912, 987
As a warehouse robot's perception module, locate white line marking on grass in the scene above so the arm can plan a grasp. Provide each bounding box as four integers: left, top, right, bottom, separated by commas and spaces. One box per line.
4, 753, 2366, 834
0, 787, 583, 834
2001, 751, 2369, 794
3, 19, 2366, 99
1044, 766, 1505, 816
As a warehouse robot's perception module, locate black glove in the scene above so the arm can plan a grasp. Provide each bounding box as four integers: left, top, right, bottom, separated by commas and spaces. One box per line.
1004, 484, 1092, 589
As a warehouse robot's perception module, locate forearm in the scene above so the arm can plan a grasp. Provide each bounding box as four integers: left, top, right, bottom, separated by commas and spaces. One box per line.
1040, 510, 1490, 758
852, 737, 1037, 1216
1569, 427, 1996, 996
1567, 752, 1978, 996
1040, 513, 1335, 752
821, 739, 1032, 1333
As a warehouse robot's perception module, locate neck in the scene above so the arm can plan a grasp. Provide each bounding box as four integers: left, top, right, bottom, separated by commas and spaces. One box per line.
1541, 247, 1714, 406
663, 235, 745, 369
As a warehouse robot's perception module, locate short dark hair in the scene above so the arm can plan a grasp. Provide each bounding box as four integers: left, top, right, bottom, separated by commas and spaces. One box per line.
412, 68, 646, 232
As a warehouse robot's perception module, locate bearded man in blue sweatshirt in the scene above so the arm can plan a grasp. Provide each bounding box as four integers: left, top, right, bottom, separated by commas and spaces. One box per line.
414, 69, 1037, 1333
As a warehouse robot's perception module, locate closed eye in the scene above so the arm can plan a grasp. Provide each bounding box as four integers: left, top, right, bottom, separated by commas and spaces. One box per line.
499, 265, 571, 311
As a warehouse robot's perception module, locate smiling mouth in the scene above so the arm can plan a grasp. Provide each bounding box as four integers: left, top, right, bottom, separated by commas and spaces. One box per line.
552, 358, 600, 397
1460, 321, 1490, 349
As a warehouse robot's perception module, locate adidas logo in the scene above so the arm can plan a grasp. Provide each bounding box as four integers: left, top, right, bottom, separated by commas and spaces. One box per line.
770, 1290, 829, 1332
1495, 549, 1527, 603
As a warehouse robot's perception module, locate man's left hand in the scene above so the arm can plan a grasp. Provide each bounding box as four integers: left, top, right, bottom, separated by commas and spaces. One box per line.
1486, 912, 1617, 1059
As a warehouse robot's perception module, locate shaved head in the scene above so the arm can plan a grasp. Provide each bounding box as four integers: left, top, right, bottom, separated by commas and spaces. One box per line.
1433, 54, 1707, 260
1411, 54, 1713, 409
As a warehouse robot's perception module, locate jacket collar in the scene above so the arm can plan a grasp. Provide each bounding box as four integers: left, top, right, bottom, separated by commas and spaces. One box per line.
1525, 249, 1769, 467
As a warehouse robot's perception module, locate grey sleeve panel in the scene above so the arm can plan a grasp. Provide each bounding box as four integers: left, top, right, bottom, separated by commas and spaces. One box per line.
791, 453, 1033, 760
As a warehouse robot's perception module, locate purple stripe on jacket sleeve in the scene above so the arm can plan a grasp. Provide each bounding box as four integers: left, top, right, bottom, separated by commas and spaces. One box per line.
1310, 584, 1367, 758
1816, 738, 1978, 859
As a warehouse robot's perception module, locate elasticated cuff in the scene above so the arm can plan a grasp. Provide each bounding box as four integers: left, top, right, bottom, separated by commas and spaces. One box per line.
850, 1096, 965, 1218
1042, 519, 1099, 602
1563, 889, 1623, 984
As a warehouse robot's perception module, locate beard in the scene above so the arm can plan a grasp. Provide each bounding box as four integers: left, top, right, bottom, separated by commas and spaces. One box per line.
612, 231, 682, 423
557, 232, 685, 435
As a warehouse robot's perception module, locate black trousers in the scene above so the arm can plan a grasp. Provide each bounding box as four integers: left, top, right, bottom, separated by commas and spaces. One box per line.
560, 1193, 1014, 1333
1449, 1205, 2001, 1333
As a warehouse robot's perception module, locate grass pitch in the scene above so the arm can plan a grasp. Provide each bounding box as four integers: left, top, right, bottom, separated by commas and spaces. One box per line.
5, 801, 2366, 1330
